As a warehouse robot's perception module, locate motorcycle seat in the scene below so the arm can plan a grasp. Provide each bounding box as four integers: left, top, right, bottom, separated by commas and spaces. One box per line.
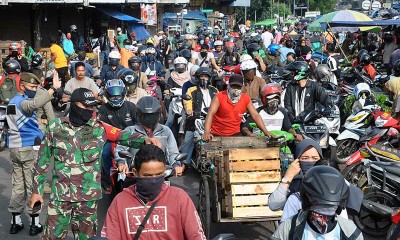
382, 165, 400, 176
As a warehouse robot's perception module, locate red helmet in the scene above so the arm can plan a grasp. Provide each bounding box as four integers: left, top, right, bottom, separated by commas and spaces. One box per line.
9, 42, 22, 55
232, 32, 240, 38
261, 83, 281, 106
225, 42, 235, 48
194, 44, 201, 52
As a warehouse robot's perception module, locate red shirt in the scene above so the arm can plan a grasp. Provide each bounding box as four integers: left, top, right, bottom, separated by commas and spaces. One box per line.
352, 60, 377, 80
211, 91, 251, 136
0, 74, 21, 91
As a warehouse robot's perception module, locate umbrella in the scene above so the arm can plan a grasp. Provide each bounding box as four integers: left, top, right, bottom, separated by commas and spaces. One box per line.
254, 19, 277, 26
284, 19, 298, 25
308, 10, 378, 32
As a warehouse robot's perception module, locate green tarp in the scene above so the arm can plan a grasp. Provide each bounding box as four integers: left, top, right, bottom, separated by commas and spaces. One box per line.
254, 19, 277, 26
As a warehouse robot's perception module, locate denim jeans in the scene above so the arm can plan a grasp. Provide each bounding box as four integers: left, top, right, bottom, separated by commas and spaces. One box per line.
165, 103, 174, 128
100, 50, 110, 68
101, 141, 112, 189
181, 130, 194, 165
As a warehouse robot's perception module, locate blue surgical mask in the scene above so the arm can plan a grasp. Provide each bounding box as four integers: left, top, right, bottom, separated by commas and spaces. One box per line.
141, 56, 147, 62
299, 161, 317, 175
24, 89, 36, 98
147, 55, 155, 61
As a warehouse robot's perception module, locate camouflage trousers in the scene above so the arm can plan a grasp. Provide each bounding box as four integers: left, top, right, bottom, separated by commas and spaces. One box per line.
8, 146, 38, 214
42, 200, 98, 240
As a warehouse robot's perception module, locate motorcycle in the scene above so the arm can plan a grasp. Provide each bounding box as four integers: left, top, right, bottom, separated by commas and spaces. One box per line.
0, 104, 8, 150
293, 103, 337, 160
388, 209, 400, 240
221, 65, 238, 88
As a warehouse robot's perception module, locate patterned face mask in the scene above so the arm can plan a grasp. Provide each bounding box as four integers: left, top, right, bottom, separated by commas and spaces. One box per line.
227, 86, 242, 104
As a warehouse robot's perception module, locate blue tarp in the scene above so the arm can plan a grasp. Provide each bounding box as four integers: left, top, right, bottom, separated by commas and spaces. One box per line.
98, 7, 144, 22
127, 23, 150, 41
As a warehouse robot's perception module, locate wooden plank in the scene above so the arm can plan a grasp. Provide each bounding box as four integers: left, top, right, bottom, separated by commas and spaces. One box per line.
228, 206, 282, 218
229, 171, 281, 183
228, 160, 280, 172
205, 136, 268, 151
228, 193, 270, 206
224, 148, 279, 161
231, 183, 279, 195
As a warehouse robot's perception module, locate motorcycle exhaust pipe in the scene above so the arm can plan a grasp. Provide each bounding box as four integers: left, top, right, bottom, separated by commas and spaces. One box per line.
361, 199, 394, 218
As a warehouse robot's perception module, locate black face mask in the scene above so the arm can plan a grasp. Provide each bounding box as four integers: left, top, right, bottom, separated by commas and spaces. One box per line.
69, 103, 93, 127
139, 112, 160, 129
11, 51, 18, 58
200, 52, 207, 58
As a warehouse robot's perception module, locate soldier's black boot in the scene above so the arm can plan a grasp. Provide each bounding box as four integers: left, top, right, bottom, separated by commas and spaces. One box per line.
29, 214, 42, 236
10, 213, 24, 234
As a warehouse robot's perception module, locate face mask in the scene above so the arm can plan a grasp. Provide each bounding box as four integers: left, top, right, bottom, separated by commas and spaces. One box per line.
67, 35, 71, 40
11, 51, 18, 58
141, 56, 147, 62
147, 55, 155, 62
307, 211, 337, 234
125, 45, 132, 50
227, 86, 242, 104
135, 175, 165, 202
69, 102, 93, 127
266, 99, 279, 115
200, 52, 207, 58
299, 161, 317, 175
140, 112, 159, 129
176, 67, 186, 74
24, 89, 36, 98
199, 78, 209, 88
200, 40, 204, 44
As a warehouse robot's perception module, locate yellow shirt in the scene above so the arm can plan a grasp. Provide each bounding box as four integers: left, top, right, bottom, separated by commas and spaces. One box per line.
50, 44, 68, 69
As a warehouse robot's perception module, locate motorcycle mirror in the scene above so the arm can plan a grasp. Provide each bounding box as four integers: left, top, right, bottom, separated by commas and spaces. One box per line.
118, 151, 134, 159
211, 233, 236, 240
175, 153, 188, 162
181, 94, 192, 101
384, 101, 393, 108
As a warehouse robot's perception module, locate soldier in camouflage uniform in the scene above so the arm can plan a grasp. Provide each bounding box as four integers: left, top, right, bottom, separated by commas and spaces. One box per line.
7, 72, 61, 236
29, 88, 160, 240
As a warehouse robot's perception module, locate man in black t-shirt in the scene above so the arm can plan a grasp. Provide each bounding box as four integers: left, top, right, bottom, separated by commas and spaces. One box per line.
158, 33, 171, 68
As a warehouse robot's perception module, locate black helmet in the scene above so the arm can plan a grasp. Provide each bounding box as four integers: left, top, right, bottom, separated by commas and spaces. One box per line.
314, 64, 332, 83
384, 32, 393, 42
246, 43, 261, 57
357, 49, 368, 61
394, 59, 400, 76
118, 68, 138, 85
359, 54, 371, 66
180, 49, 192, 62
128, 56, 142, 70
301, 166, 349, 210
31, 54, 43, 68
250, 35, 262, 44
195, 67, 212, 88
285, 61, 309, 80
136, 96, 161, 129
4, 60, 21, 74
182, 41, 192, 50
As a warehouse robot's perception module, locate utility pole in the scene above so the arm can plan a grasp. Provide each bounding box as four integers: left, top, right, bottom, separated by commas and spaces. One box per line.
245, 6, 247, 22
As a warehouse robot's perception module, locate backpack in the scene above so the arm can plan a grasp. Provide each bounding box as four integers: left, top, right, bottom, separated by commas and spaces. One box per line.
0, 75, 18, 104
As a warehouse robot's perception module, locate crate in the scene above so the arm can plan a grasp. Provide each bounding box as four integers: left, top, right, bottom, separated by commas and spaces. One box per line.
223, 148, 282, 219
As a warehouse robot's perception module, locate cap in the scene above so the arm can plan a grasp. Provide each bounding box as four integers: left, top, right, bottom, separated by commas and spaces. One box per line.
20, 72, 40, 85
116, 27, 122, 32
228, 74, 244, 87
70, 88, 98, 106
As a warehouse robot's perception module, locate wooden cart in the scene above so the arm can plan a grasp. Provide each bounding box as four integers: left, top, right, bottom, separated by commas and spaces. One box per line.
197, 136, 283, 238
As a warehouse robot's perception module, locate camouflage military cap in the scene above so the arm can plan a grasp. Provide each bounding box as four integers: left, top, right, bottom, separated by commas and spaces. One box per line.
20, 72, 41, 85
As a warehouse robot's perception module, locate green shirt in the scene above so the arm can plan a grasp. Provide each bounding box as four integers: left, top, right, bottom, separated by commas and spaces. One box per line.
117, 33, 128, 47
32, 117, 145, 202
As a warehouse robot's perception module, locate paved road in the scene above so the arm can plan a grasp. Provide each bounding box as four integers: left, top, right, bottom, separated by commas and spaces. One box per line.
0, 148, 277, 240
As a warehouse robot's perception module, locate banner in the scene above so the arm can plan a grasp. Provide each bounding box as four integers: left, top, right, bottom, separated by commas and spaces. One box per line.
141, 4, 157, 26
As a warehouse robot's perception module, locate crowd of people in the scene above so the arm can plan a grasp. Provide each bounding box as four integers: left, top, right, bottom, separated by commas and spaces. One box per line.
2, 21, 400, 239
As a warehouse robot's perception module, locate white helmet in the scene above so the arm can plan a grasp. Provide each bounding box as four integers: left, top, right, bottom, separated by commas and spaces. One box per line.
240, 59, 257, 71
140, 50, 146, 56
173, 57, 188, 65
240, 54, 253, 63
354, 82, 371, 100
214, 40, 223, 46
109, 51, 121, 59
70, 25, 77, 31
250, 33, 258, 37
145, 47, 156, 55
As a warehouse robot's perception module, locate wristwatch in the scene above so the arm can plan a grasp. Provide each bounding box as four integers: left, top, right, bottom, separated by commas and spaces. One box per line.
281, 177, 291, 185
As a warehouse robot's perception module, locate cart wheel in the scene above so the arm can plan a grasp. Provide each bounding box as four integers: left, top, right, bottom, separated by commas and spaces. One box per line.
198, 176, 211, 239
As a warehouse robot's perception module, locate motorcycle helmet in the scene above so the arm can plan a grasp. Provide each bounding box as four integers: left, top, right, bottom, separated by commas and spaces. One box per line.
128, 56, 142, 70
357, 49, 368, 61
4, 60, 21, 74
146, 47, 157, 62
70, 24, 77, 31
118, 68, 138, 85
145, 47, 157, 55
251, 34, 262, 45
246, 43, 261, 57
136, 96, 161, 129
226, 41, 235, 53
179, 49, 192, 62
239, 54, 253, 63
232, 32, 240, 38
393, 59, 400, 77
9, 42, 22, 56
268, 44, 281, 56
240, 60, 257, 71
228, 36, 235, 43
301, 166, 349, 212
285, 61, 309, 81
261, 83, 281, 114
31, 54, 43, 68
105, 79, 126, 108
214, 40, 223, 47
195, 67, 212, 88
384, 32, 393, 42
174, 57, 188, 73
109, 51, 121, 66
314, 64, 333, 84
354, 82, 371, 100
359, 54, 371, 67
182, 41, 192, 50
145, 37, 156, 47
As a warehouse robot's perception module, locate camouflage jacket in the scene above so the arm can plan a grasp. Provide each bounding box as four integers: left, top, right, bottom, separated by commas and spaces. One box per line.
32, 116, 145, 202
